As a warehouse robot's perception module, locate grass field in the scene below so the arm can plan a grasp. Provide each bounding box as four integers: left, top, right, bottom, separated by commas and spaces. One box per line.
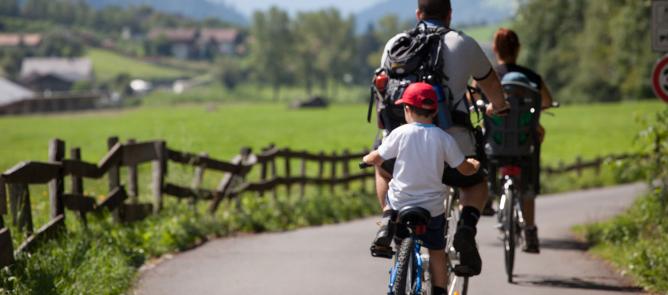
87, 48, 194, 82
0, 100, 664, 172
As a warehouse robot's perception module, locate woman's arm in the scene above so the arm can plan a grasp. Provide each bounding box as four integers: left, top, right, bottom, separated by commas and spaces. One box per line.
540, 83, 554, 110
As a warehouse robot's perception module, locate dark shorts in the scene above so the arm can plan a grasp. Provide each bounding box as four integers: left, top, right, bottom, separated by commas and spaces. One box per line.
380, 158, 486, 188
394, 213, 447, 250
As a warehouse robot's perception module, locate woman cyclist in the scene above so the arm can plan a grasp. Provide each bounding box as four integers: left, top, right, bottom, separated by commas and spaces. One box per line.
489, 28, 555, 254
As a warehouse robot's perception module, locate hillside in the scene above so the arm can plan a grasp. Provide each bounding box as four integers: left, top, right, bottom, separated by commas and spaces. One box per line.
86, 0, 247, 25
355, 0, 517, 32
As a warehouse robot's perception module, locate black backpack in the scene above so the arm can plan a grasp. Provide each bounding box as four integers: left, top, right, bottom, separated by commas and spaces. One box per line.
367, 22, 454, 133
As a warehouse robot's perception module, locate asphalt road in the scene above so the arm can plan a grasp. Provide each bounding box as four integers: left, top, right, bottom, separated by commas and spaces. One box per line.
134, 183, 647, 295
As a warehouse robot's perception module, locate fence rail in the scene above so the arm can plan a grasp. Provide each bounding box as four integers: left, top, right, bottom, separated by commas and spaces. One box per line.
0, 136, 640, 269
0, 137, 373, 268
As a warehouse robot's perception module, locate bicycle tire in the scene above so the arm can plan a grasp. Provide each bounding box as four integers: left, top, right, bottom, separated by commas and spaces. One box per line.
445, 190, 469, 295
502, 181, 516, 283
392, 238, 416, 295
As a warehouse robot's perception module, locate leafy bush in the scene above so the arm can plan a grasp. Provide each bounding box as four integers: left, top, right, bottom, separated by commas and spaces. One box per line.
0, 189, 377, 294
583, 107, 668, 293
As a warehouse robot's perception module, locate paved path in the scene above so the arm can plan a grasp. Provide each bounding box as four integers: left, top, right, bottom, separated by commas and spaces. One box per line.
134, 184, 647, 295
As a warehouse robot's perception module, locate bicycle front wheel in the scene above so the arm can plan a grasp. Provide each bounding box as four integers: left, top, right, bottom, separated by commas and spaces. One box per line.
502, 182, 516, 283
392, 238, 417, 295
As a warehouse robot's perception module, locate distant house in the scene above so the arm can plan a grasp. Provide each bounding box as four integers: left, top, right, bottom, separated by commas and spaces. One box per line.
147, 27, 244, 59
19, 58, 94, 92
0, 77, 34, 109
0, 33, 42, 48
199, 28, 244, 56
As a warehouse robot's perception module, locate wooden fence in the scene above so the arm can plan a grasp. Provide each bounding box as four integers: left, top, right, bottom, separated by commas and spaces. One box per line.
0, 136, 640, 269
0, 137, 373, 268
542, 153, 644, 176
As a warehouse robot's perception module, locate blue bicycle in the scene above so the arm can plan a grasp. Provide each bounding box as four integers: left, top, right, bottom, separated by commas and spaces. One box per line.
383, 192, 469, 295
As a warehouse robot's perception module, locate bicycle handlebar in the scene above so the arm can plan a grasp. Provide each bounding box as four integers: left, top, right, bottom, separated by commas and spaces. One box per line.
359, 162, 373, 169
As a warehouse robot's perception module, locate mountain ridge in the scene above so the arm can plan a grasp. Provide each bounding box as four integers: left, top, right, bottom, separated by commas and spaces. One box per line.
86, 0, 248, 25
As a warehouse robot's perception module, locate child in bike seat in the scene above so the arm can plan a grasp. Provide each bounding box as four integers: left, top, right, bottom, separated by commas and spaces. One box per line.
362, 82, 480, 294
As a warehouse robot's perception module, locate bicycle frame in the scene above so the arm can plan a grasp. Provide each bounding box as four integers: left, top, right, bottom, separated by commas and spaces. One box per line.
388, 237, 425, 294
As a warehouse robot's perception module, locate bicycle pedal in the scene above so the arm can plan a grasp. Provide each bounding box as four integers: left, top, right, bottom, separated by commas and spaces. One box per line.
370, 245, 394, 259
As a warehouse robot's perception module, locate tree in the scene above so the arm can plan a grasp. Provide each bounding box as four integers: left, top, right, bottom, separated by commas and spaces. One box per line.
248, 7, 294, 101
514, 0, 656, 102
0, 0, 19, 16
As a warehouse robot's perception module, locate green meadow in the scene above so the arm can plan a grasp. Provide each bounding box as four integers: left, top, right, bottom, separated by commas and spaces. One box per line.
0, 100, 664, 172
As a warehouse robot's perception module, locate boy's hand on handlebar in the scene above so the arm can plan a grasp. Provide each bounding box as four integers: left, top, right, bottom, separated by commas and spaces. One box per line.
467, 158, 481, 172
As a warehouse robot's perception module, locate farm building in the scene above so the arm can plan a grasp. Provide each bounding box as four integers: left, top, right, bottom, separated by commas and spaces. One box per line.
148, 27, 245, 59
19, 58, 94, 92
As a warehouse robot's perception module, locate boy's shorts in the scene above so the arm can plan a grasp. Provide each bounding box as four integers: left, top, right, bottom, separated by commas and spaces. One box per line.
392, 210, 447, 250
411, 214, 447, 250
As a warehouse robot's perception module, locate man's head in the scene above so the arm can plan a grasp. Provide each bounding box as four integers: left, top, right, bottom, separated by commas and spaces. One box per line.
396, 82, 438, 120
493, 28, 520, 64
416, 0, 452, 26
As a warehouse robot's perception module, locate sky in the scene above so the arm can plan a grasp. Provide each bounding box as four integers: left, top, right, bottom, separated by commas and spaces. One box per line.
219, 0, 381, 16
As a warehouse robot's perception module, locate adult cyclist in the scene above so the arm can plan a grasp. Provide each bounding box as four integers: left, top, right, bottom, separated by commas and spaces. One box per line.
371, 0, 510, 281
489, 27, 555, 253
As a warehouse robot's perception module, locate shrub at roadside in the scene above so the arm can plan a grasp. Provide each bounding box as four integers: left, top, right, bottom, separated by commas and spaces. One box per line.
583, 107, 668, 293
0, 190, 377, 294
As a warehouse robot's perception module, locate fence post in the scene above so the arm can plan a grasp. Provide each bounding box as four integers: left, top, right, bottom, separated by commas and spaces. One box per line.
48, 139, 66, 221
191, 152, 208, 210
575, 156, 582, 177
318, 151, 325, 195
10, 184, 32, 235
270, 148, 278, 200
258, 146, 270, 197
594, 157, 602, 176
152, 141, 167, 213
70, 147, 87, 225
107, 136, 120, 192
300, 154, 307, 199
284, 148, 292, 196
0, 178, 6, 219
342, 149, 351, 191
127, 139, 139, 203
330, 151, 337, 194
361, 148, 370, 193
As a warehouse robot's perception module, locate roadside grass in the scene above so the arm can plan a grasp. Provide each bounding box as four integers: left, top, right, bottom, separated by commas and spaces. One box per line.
87, 48, 194, 82
578, 190, 668, 293
0, 187, 378, 294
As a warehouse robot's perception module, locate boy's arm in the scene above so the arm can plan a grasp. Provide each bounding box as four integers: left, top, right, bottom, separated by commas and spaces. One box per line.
456, 158, 481, 176
363, 151, 385, 166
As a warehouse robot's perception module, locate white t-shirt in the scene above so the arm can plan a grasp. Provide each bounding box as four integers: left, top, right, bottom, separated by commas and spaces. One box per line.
381, 27, 492, 156
377, 123, 466, 216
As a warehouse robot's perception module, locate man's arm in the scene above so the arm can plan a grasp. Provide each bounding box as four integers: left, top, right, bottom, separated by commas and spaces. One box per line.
476, 72, 510, 115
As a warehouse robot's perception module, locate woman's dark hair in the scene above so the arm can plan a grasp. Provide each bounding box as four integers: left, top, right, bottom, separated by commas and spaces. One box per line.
418, 0, 452, 20
493, 28, 520, 64
406, 104, 437, 118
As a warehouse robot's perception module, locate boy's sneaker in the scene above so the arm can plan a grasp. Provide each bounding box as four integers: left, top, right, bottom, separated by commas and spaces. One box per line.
370, 220, 395, 259
452, 225, 482, 276
523, 226, 540, 254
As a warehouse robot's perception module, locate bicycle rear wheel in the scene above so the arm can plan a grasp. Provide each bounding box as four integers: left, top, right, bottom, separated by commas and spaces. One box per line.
445, 190, 469, 295
502, 181, 516, 283
392, 238, 417, 295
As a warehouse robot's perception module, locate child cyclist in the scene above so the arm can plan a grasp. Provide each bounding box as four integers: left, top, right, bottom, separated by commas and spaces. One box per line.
362, 82, 480, 295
